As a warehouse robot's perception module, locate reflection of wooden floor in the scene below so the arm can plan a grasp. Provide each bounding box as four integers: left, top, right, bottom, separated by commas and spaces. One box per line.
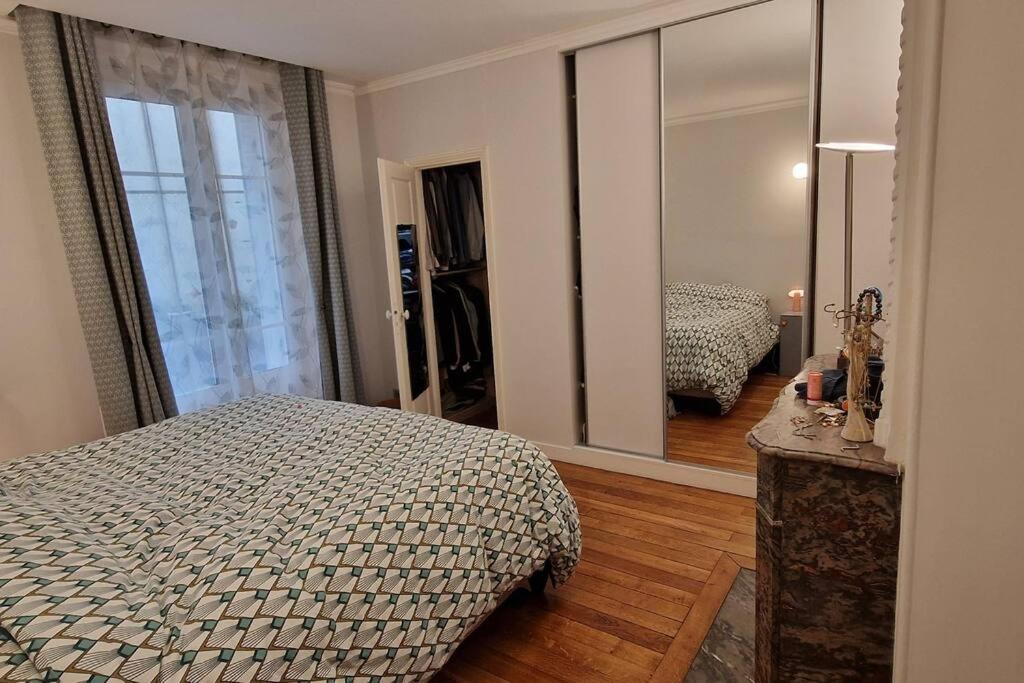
436, 461, 755, 682
667, 374, 791, 474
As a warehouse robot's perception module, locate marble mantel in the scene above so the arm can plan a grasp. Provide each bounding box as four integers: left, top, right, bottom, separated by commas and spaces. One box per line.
748, 355, 902, 683
747, 355, 896, 475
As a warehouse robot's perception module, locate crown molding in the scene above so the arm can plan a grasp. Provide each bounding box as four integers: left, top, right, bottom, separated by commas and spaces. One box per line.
354, 0, 768, 96
0, 15, 17, 36
324, 79, 356, 96
665, 96, 808, 127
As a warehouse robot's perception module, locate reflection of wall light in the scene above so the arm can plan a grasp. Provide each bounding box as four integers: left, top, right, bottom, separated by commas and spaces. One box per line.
792, 162, 808, 179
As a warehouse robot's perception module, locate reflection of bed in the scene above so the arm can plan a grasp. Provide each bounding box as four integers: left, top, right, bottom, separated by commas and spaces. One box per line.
665, 282, 779, 413
0, 395, 581, 680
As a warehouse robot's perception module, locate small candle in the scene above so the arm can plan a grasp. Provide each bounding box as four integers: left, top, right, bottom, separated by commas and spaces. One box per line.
807, 371, 823, 402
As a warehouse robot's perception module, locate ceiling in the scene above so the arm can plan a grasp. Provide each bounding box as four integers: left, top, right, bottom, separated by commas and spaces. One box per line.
663, 0, 812, 120
19, 0, 675, 84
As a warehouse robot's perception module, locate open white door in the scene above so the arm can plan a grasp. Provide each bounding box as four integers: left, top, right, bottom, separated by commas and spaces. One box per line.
377, 158, 433, 414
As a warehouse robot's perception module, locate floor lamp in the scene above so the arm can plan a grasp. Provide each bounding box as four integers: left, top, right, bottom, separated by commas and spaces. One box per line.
816, 141, 896, 335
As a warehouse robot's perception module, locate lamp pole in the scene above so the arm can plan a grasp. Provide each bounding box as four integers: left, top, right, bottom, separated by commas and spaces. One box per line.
843, 151, 854, 333
815, 142, 896, 340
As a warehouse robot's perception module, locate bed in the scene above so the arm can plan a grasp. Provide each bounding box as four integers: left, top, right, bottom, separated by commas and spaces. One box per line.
665, 282, 779, 414
0, 395, 580, 681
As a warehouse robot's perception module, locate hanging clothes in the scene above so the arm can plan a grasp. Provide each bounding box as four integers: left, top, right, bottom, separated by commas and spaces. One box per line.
457, 171, 486, 262
432, 280, 490, 403
431, 283, 461, 369
421, 163, 486, 270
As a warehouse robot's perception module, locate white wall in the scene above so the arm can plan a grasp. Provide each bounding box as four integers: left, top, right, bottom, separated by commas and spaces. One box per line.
814, 0, 902, 352
898, 1, 1024, 680
324, 87, 394, 404
664, 105, 809, 317
354, 48, 579, 448
0, 31, 104, 459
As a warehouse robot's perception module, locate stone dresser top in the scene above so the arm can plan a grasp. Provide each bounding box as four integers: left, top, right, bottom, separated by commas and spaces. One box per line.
746, 354, 899, 476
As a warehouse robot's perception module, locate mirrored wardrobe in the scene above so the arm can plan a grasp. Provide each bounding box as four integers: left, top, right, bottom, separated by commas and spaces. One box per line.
573, 0, 819, 477
661, 0, 815, 474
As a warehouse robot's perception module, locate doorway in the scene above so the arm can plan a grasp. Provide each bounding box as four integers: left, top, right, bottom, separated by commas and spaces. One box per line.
376, 150, 504, 430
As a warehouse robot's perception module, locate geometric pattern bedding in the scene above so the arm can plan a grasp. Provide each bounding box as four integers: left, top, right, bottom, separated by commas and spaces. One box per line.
665, 282, 779, 414
0, 395, 580, 681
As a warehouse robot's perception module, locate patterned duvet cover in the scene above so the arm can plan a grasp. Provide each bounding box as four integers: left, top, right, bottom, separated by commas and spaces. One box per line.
0, 395, 580, 681
665, 282, 779, 413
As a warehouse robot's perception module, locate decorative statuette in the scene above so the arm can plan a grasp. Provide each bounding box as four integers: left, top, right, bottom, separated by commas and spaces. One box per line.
836, 288, 884, 442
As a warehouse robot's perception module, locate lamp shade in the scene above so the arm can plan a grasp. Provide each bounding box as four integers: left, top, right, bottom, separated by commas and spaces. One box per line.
788, 289, 805, 312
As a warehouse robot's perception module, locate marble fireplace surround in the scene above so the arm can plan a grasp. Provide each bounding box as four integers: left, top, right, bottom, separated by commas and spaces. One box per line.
748, 355, 901, 682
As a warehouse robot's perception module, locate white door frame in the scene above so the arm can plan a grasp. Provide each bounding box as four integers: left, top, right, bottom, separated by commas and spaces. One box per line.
403, 147, 507, 431
879, 1, 945, 680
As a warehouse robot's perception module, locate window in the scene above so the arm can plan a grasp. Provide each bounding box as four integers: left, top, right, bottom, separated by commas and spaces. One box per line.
106, 97, 307, 409
94, 28, 323, 413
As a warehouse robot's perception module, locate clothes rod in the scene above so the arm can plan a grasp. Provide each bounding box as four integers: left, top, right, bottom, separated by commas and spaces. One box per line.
431, 263, 486, 278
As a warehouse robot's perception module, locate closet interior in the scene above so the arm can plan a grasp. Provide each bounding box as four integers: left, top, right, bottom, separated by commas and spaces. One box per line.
378, 155, 498, 429
421, 162, 497, 429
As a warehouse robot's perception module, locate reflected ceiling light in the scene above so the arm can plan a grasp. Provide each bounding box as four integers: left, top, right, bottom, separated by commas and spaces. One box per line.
816, 141, 896, 153
792, 162, 808, 179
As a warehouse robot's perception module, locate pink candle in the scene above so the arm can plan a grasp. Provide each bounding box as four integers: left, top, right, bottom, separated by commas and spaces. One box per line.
807, 371, 823, 402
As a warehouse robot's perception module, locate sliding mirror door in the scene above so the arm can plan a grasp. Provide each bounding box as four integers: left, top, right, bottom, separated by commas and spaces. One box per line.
662, 0, 816, 473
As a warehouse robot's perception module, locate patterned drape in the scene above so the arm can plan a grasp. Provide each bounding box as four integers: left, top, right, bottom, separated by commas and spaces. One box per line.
15, 7, 177, 434
279, 65, 364, 403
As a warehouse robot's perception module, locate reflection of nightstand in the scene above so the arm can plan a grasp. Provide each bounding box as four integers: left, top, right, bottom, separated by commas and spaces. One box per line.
778, 311, 803, 376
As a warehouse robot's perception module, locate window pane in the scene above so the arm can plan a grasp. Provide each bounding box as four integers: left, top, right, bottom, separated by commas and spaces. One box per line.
106, 98, 155, 173
262, 325, 288, 370
158, 175, 187, 194
122, 175, 159, 193
123, 188, 216, 395
222, 179, 286, 372
124, 192, 176, 310
207, 109, 243, 176
219, 177, 244, 193
146, 103, 184, 174
233, 113, 267, 175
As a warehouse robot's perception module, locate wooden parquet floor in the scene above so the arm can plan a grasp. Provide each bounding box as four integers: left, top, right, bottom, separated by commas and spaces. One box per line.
666, 373, 791, 474
435, 461, 757, 682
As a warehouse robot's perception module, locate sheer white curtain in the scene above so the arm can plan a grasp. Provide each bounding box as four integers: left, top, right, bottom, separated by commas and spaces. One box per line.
93, 27, 322, 412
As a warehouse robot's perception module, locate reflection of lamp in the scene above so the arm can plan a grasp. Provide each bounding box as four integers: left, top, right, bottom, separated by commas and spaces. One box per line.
815, 141, 896, 333
788, 288, 805, 312
791, 162, 808, 179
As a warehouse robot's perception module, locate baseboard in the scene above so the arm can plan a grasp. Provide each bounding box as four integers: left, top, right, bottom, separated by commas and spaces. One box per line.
537, 442, 756, 498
